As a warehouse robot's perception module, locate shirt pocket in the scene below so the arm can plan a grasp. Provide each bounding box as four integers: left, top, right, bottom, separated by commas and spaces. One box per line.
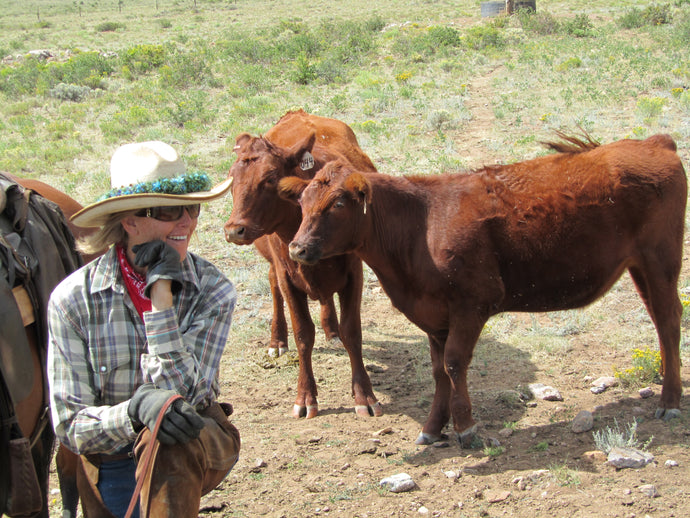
89, 341, 134, 405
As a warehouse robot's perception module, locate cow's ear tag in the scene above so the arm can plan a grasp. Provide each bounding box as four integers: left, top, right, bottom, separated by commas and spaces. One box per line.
363, 200, 367, 215
300, 151, 314, 171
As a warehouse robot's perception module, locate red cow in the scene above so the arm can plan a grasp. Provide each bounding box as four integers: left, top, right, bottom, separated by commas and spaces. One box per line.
223, 110, 381, 418
282, 134, 687, 445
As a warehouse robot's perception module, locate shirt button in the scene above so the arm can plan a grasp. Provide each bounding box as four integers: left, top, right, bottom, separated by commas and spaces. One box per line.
100, 366, 107, 372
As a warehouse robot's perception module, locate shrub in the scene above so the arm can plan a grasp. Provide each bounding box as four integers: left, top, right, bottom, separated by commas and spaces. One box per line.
563, 14, 595, 37
592, 419, 652, 454
120, 44, 166, 77
290, 52, 317, 85
618, 4, 673, 28
159, 47, 214, 89
95, 21, 124, 33
518, 10, 560, 35
636, 96, 667, 124
49, 82, 91, 102
614, 346, 661, 387
464, 24, 506, 50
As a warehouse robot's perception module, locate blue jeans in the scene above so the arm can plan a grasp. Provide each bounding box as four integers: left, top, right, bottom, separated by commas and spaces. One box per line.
96, 457, 139, 518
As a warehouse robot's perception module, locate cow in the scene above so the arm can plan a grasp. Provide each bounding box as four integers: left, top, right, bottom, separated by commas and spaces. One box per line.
223, 110, 381, 418
280, 133, 687, 445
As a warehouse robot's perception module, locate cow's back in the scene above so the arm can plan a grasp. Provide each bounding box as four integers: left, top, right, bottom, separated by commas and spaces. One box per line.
265, 109, 376, 172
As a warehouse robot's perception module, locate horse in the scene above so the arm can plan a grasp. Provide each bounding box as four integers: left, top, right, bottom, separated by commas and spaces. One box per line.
1, 173, 91, 517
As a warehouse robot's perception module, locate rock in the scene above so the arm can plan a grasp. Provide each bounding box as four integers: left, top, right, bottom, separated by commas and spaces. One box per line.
639, 387, 655, 398
418, 506, 429, 514
639, 484, 660, 497
581, 450, 607, 463
373, 427, 393, 436
607, 447, 654, 469
380, 473, 416, 493
498, 428, 514, 438
249, 458, 267, 473
528, 383, 563, 401
443, 470, 461, 479
590, 376, 618, 394
665, 459, 679, 468
485, 489, 511, 503
571, 410, 594, 433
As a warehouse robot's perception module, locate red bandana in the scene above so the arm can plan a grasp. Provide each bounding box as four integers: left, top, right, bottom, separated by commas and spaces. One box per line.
116, 244, 152, 319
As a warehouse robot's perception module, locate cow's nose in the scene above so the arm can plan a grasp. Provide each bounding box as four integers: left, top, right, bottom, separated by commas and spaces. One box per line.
224, 224, 245, 243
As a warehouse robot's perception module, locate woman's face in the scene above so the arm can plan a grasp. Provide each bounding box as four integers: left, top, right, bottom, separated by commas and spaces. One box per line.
121, 207, 198, 269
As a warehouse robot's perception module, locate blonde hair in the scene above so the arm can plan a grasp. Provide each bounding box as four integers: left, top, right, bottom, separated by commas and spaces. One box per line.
76, 210, 137, 255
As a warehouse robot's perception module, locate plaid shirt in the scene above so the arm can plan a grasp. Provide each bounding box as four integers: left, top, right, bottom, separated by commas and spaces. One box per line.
47, 246, 236, 455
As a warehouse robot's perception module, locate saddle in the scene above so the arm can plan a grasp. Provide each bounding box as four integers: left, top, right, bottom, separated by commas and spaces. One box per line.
0, 173, 82, 516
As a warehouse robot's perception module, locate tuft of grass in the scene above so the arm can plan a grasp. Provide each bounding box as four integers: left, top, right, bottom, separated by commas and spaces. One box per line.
592, 418, 652, 454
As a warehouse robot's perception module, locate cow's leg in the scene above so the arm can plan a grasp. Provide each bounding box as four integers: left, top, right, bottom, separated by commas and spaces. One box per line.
628, 263, 683, 420
319, 297, 341, 345
337, 260, 382, 417
445, 313, 486, 447
416, 332, 451, 445
279, 275, 319, 418
267, 263, 289, 357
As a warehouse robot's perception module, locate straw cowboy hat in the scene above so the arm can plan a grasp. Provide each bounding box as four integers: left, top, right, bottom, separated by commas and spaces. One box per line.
71, 141, 232, 228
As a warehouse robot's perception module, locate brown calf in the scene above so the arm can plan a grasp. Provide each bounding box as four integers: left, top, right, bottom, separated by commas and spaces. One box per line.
223, 110, 381, 418
282, 134, 687, 445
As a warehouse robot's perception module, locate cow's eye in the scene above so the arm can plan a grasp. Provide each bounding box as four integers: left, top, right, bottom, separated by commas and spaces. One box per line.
333, 200, 345, 209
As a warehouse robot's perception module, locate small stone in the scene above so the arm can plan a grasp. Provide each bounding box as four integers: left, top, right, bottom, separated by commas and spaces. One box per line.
665, 459, 679, 468
639, 387, 655, 399
639, 484, 660, 497
571, 410, 594, 433
591, 376, 618, 394
529, 383, 563, 401
485, 489, 511, 503
498, 428, 514, 438
380, 473, 415, 493
432, 441, 450, 448
373, 427, 393, 436
581, 450, 607, 463
443, 470, 460, 479
418, 506, 429, 514
607, 447, 654, 469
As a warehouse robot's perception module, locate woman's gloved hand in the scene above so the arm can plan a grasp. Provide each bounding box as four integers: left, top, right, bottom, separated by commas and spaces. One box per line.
131, 240, 183, 297
128, 383, 205, 445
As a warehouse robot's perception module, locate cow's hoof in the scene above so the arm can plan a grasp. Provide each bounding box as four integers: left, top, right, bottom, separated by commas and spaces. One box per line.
267, 346, 289, 358
354, 401, 384, 417
455, 424, 481, 449
292, 404, 318, 419
415, 431, 447, 445
329, 337, 344, 347
655, 407, 681, 421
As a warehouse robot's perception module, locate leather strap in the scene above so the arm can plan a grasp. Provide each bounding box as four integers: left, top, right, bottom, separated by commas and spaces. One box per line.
124, 393, 182, 518
11, 285, 35, 326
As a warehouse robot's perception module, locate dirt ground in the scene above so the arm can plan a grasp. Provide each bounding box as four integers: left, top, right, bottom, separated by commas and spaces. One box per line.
200, 280, 690, 518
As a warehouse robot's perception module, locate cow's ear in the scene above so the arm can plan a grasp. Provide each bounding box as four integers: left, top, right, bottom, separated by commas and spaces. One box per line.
344, 173, 372, 205
287, 132, 317, 170
233, 133, 252, 152
278, 177, 309, 204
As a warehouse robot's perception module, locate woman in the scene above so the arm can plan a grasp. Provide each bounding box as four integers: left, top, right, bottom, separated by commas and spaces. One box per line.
47, 141, 240, 518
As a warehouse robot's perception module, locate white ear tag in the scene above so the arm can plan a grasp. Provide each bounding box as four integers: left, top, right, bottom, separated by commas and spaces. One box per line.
363, 200, 367, 215
300, 151, 314, 171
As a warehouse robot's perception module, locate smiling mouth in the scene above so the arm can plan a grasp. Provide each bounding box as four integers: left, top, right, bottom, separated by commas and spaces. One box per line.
168, 235, 188, 241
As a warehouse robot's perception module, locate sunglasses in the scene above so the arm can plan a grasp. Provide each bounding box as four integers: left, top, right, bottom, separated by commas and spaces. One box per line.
135, 204, 201, 222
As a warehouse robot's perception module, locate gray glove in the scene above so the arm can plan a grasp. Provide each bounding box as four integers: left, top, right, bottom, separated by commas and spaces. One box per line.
131, 240, 183, 297
128, 384, 205, 445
